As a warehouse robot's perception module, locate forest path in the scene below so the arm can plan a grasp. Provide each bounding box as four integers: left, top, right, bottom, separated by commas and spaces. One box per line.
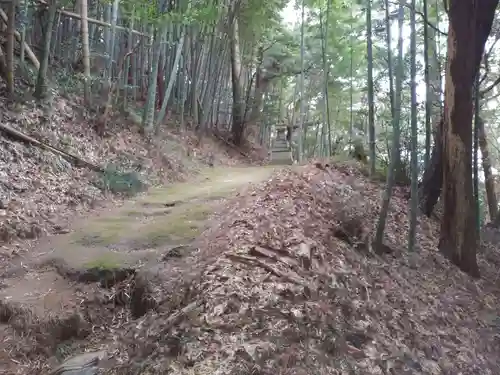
0, 165, 280, 347
33, 165, 279, 271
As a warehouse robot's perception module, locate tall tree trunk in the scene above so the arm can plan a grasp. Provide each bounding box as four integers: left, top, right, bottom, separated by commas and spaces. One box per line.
248, 47, 268, 125
6, 0, 15, 96
383, 0, 394, 118
419, 0, 497, 218
80, 0, 91, 105
229, 14, 245, 145
156, 54, 165, 109
408, 0, 418, 251
366, 0, 375, 175
349, 2, 354, 145
143, 28, 163, 133
374, 2, 404, 251
156, 29, 186, 128
440, 0, 498, 278
297, 0, 306, 162
473, 74, 480, 232
319, 4, 331, 156
477, 116, 499, 222
20, 0, 29, 64
106, 0, 119, 80
34, 0, 57, 99
430, 0, 443, 119
422, 0, 431, 168
122, 7, 134, 109
418, 2, 445, 217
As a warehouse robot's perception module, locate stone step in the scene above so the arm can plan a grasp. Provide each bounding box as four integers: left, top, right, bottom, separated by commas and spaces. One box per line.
268, 158, 293, 166
271, 157, 292, 163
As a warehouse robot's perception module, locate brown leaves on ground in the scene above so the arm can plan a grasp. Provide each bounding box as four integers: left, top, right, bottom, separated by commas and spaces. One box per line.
114, 161, 500, 375
0, 93, 262, 252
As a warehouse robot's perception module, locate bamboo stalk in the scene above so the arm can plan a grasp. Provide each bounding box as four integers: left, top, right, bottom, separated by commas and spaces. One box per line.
0, 8, 40, 69
35, 0, 149, 37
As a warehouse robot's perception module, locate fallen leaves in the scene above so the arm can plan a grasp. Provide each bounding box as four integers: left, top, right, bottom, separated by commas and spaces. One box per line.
0, 92, 261, 251
114, 161, 500, 375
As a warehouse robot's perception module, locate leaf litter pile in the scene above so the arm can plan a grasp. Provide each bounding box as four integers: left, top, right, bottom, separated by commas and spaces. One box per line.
106, 161, 500, 375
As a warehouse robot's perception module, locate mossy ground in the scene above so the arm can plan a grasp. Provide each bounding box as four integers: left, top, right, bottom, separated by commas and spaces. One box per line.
36, 166, 278, 272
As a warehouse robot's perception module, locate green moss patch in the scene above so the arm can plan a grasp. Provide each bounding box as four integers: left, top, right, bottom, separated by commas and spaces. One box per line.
71, 216, 135, 246
126, 204, 212, 249
70, 201, 213, 251
83, 253, 124, 270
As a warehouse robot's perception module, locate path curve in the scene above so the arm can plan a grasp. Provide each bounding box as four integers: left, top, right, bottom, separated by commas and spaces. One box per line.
0, 165, 283, 374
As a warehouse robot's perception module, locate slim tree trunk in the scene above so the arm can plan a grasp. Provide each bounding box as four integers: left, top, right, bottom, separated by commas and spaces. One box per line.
319, 6, 331, 156
408, 0, 418, 251
80, 0, 91, 105
366, 0, 376, 175
122, 7, 134, 109
143, 28, 163, 133
477, 116, 499, 222
297, 0, 306, 162
473, 75, 480, 232
106, 0, 119, 80
34, 0, 57, 99
156, 29, 186, 127
422, 0, 431, 168
20, 0, 29, 64
6, 0, 15, 96
374, 3, 404, 251
229, 14, 245, 145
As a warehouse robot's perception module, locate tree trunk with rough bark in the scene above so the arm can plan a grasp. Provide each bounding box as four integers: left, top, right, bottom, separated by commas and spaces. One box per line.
419, 0, 499, 219
440, 0, 498, 278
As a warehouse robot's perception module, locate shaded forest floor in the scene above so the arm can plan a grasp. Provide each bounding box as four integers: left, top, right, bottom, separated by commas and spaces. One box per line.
0, 88, 265, 270
3, 84, 500, 375
3, 158, 500, 374
0, 165, 279, 374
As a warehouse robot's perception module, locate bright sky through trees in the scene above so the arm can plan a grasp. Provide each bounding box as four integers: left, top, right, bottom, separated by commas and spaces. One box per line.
280, 2, 442, 103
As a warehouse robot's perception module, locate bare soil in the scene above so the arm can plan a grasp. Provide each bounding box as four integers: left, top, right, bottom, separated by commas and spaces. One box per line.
0, 165, 279, 374
6, 160, 500, 375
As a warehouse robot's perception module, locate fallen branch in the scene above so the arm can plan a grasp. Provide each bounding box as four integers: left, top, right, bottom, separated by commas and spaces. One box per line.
226, 253, 310, 288
0, 121, 103, 172
248, 245, 298, 268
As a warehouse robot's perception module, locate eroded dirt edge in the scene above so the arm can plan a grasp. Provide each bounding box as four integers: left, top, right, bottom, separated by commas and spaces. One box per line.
0, 165, 279, 373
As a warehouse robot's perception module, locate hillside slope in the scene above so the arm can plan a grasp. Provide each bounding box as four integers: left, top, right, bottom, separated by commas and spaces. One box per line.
105, 161, 500, 375
3, 136, 500, 374
0, 92, 264, 250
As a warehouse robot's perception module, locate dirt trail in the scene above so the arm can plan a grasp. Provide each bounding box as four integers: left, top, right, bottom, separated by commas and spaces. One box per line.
0, 165, 279, 373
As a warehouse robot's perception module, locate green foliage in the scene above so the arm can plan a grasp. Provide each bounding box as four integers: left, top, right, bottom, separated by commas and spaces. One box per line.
116, 0, 220, 26
94, 165, 147, 196
239, 0, 286, 40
